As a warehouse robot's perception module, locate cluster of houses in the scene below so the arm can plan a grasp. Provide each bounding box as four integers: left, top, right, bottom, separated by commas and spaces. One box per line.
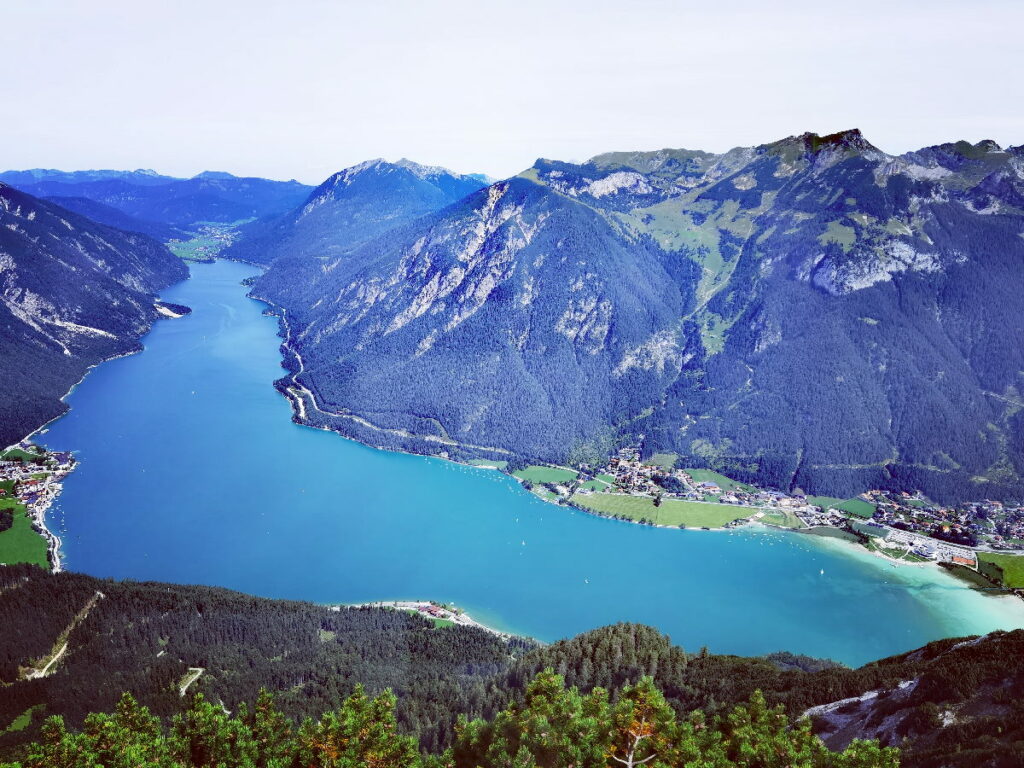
566, 446, 1024, 563
0, 444, 75, 549
578, 448, 817, 511
861, 490, 1024, 552
875, 526, 979, 565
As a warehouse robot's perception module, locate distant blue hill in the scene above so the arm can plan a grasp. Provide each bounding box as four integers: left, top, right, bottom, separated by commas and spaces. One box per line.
0, 169, 313, 230
223, 158, 488, 264
41, 195, 187, 242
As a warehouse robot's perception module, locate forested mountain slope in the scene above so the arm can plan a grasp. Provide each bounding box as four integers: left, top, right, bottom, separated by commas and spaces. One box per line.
0, 169, 312, 229
2, 566, 1022, 766
0, 185, 188, 446
254, 131, 1024, 503
223, 158, 487, 265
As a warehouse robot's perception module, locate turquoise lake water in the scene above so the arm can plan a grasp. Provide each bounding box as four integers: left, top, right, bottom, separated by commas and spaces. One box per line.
41, 259, 1024, 666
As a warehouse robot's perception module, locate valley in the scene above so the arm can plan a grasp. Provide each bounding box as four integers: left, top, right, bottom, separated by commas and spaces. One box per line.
25, 259, 1024, 669
5, 1, 1023, 762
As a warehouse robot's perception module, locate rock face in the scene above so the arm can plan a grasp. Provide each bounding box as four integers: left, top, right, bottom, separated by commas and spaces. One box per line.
254, 132, 1024, 502
0, 184, 188, 446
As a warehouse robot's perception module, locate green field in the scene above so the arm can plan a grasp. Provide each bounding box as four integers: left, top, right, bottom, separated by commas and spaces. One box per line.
167, 235, 221, 261
978, 552, 1024, 588
758, 510, 806, 529
1, 447, 43, 462
0, 498, 49, 569
571, 493, 751, 528
644, 452, 678, 469
807, 496, 876, 518
683, 469, 754, 493
513, 465, 578, 485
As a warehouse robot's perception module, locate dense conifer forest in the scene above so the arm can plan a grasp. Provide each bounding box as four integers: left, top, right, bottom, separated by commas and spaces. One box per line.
2, 566, 1023, 766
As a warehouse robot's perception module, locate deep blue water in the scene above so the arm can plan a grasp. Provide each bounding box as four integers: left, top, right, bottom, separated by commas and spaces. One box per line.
41, 260, 1024, 666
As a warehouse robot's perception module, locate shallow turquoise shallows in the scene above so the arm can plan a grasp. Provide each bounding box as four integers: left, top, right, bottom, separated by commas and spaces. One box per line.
41, 260, 1024, 666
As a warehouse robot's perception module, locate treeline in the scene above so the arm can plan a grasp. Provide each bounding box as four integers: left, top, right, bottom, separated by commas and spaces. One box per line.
1, 673, 898, 768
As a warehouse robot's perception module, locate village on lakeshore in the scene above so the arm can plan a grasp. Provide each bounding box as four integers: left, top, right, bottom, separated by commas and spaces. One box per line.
0, 443, 76, 572
484, 444, 1024, 595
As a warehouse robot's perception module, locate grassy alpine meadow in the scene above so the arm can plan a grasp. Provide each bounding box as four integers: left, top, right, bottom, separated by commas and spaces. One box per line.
571, 492, 752, 528
512, 465, 578, 485
977, 552, 1024, 588
0, 498, 49, 569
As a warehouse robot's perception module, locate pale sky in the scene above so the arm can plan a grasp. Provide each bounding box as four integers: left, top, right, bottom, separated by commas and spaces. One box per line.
3, 0, 1021, 184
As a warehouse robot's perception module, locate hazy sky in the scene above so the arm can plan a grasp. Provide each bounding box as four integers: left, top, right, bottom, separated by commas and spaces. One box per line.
3, 0, 1021, 183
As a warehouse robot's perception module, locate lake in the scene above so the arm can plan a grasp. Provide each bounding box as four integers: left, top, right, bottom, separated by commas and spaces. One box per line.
41, 259, 1024, 666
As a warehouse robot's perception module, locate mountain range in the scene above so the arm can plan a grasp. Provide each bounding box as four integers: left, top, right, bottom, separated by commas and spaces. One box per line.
0, 169, 312, 230
249, 131, 1024, 503
3, 131, 1024, 503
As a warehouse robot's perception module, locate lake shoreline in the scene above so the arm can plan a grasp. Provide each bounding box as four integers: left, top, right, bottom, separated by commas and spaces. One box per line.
248, 270, 1024, 602
11, 294, 196, 572
339, 600, 530, 641
37, 259, 1024, 666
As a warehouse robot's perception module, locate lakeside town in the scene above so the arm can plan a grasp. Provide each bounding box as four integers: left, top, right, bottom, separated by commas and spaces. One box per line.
0, 443, 76, 572
502, 444, 1024, 594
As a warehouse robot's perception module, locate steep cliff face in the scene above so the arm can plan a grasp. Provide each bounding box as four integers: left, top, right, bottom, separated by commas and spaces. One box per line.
255, 133, 1024, 501
0, 184, 188, 446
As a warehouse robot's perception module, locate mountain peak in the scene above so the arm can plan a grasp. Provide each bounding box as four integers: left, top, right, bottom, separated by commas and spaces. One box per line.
193, 170, 237, 180
319, 158, 482, 194
769, 128, 879, 156
393, 158, 453, 179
